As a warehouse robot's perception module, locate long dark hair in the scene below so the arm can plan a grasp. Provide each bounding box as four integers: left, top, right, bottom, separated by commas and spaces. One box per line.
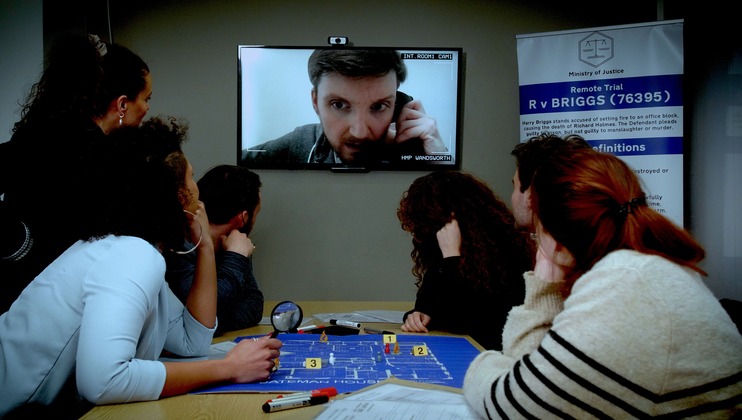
397, 171, 534, 293
532, 148, 705, 288
13, 34, 149, 133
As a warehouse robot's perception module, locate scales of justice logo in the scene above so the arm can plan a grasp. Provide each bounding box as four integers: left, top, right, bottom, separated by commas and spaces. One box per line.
579, 31, 614, 68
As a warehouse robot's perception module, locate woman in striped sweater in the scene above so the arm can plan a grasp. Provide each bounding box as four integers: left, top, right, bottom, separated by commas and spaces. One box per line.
463, 148, 741, 419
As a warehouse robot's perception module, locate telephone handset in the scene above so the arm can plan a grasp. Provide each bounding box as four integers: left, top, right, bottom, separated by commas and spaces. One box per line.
392, 91, 414, 123
378, 90, 421, 162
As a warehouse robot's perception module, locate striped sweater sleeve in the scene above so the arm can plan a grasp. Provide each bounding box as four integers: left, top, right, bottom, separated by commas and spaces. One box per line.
501, 272, 565, 359
463, 255, 742, 419
463, 272, 565, 418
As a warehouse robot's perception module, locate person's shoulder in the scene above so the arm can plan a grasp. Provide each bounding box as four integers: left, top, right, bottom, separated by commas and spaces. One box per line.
575, 250, 700, 298
256, 123, 320, 150
0, 137, 19, 167
92, 234, 154, 252
90, 235, 163, 269
9, 121, 104, 165
243, 123, 321, 163
595, 250, 683, 274
92, 236, 166, 293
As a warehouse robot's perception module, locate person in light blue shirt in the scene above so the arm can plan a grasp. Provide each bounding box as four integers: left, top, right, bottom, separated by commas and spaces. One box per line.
0, 117, 282, 418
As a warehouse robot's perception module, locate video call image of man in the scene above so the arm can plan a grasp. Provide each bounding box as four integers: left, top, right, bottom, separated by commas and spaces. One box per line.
243, 49, 448, 167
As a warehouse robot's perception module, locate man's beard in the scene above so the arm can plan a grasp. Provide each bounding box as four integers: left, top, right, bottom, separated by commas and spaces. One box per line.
239, 221, 253, 236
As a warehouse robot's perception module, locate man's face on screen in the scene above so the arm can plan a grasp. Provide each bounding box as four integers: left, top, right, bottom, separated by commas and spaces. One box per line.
312, 72, 397, 164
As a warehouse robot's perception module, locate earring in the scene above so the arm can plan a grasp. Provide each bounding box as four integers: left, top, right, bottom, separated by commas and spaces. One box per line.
172, 210, 203, 255
118, 112, 124, 126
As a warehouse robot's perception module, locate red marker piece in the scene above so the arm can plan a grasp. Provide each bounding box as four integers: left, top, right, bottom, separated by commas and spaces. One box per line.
270, 387, 338, 402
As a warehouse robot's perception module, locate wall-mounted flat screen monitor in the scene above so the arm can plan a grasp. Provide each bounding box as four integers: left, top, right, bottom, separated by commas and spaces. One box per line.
238, 46, 463, 171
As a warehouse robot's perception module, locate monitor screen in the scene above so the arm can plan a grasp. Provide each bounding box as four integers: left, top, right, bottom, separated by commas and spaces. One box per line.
238, 46, 463, 171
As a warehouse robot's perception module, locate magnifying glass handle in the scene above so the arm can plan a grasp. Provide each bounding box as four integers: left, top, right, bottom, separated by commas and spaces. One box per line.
270, 330, 279, 338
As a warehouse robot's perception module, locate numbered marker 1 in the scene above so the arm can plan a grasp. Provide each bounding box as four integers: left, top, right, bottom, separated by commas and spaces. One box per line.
412, 345, 429, 356
305, 358, 322, 369
383, 334, 397, 344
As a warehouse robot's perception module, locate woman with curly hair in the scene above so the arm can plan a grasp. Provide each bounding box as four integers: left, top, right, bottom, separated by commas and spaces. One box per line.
0, 117, 281, 418
397, 171, 534, 350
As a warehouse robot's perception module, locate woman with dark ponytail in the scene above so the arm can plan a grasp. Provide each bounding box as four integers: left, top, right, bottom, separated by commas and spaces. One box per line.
464, 148, 741, 418
0, 34, 152, 312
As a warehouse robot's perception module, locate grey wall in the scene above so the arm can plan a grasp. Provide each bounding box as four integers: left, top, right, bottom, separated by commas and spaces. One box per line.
5, 1, 740, 302
0, 0, 42, 141
108, 0, 618, 302
688, 45, 742, 301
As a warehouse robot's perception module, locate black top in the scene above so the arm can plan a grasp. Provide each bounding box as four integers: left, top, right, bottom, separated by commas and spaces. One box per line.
0, 120, 106, 312
403, 256, 525, 350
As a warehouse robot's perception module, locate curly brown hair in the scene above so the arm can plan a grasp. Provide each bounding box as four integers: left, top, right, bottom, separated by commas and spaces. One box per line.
78, 116, 190, 251
397, 171, 534, 293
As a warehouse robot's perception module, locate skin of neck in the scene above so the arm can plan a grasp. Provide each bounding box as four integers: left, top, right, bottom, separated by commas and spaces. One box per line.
209, 211, 253, 253
208, 223, 232, 253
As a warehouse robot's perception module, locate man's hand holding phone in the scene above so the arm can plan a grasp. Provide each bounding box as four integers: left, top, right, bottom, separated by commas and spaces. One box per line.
386, 99, 447, 154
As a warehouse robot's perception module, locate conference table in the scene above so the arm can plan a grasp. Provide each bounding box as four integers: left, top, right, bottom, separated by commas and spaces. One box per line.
80, 301, 483, 419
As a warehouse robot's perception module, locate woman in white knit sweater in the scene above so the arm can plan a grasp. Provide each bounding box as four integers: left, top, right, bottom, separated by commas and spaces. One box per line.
463, 148, 742, 419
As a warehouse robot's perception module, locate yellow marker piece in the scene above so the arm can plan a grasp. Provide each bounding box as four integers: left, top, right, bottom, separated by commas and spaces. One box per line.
383, 334, 397, 344
393, 341, 400, 354
319, 331, 329, 343
306, 358, 322, 369
412, 345, 429, 356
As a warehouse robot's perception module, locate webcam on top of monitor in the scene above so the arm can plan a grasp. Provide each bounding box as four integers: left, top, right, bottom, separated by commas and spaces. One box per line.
328, 36, 348, 45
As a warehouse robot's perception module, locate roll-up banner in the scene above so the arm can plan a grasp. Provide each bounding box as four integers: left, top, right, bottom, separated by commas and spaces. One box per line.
516, 20, 684, 227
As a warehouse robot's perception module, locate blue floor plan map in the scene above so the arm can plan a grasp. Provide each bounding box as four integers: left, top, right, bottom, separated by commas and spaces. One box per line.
196, 333, 481, 394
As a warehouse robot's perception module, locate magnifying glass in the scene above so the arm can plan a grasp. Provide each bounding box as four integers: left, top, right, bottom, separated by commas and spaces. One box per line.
270, 300, 303, 338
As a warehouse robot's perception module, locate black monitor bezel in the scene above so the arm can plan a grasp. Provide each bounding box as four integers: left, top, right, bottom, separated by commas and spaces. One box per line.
237, 45, 464, 172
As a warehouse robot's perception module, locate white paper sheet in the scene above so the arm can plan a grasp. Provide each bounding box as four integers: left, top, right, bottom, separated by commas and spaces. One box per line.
315, 383, 477, 419
312, 310, 405, 324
